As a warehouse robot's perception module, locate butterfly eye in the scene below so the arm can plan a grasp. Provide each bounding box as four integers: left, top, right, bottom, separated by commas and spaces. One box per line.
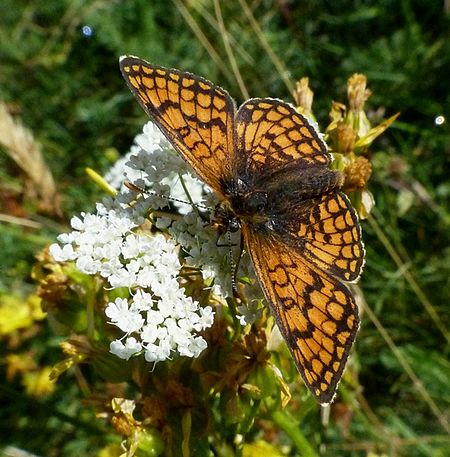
228, 218, 240, 233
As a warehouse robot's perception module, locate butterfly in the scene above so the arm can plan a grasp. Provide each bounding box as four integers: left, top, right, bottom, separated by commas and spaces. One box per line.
119, 56, 365, 404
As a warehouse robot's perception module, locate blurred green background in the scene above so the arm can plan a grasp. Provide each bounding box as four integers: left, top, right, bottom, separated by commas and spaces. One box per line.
0, 1, 449, 456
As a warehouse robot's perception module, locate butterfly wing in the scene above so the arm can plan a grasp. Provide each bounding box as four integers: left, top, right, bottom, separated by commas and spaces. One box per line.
283, 192, 365, 282
242, 224, 359, 404
234, 98, 330, 177
120, 56, 236, 194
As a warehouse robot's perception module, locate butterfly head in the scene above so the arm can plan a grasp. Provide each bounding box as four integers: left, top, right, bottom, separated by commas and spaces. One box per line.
211, 200, 240, 234
212, 177, 273, 237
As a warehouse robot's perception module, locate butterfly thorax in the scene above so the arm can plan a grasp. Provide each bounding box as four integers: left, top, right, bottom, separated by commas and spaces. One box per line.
211, 178, 271, 233
213, 167, 343, 234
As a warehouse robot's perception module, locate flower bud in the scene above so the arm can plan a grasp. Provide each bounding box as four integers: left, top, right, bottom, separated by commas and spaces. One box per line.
293, 77, 314, 117
347, 73, 371, 112
344, 156, 373, 191
336, 124, 356, 154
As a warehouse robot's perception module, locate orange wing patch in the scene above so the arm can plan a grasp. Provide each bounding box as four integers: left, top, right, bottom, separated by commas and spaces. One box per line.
243, 224, 359, 404
235, 98, 330, 173
120, 56, 235, 194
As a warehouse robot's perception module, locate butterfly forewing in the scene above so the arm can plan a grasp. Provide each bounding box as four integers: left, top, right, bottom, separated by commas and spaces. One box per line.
120, 56, 365, 403
235, 98, 330, 177
120, 56, 235, 194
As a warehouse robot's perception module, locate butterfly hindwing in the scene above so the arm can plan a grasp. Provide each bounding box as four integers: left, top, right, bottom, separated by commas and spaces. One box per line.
242, 224, 359, 404
283, 192, 365, 282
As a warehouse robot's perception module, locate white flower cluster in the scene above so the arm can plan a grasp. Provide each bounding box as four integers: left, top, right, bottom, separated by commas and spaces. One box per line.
106, 290, 213, 362
51, 120, 259, 363
105, 122, 205, 215
50, 198, 214, 361
49, 122, 220, 362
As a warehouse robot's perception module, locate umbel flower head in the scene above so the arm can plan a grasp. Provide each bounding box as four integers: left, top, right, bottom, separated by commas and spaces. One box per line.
49, 122, 258, 364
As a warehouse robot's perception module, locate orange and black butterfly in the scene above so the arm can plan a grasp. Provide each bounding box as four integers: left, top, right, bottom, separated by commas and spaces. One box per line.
119, 56, 365, 404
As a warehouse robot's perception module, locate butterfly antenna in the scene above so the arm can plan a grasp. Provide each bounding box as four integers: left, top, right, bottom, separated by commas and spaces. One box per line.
178, 174, 211, 214
124, 180, 211, 213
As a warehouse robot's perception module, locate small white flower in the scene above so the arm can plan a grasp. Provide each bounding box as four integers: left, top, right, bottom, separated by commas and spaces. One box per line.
146, 309, 164, 326
121, 234, 142, 259
144, 340, 172, 363
198, 306, 214, 329
49, 243, 76, 262
236, 301, 263, 326
99, 257, 124, 279
76, 255, 101, 275
178, 343, 195, 358
108, 268, 136, 288
135, 265, 157, 289
105, 297, 145, 334
110, 337, 142, 360
132, 289, 154, 311
70, 215, 85, 231
105, 297, 128, 321
140, 323, 159, 344
189, 337, 208, 358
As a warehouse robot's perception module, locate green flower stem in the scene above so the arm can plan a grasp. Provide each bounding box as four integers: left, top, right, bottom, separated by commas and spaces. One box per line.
182, 409, 192, 457
239, 398, 260, 434
85, 277, 100, 340
272, 410, 319, 457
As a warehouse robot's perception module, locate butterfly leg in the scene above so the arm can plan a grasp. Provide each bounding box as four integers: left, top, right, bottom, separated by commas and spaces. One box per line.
230, 231, 246, 303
